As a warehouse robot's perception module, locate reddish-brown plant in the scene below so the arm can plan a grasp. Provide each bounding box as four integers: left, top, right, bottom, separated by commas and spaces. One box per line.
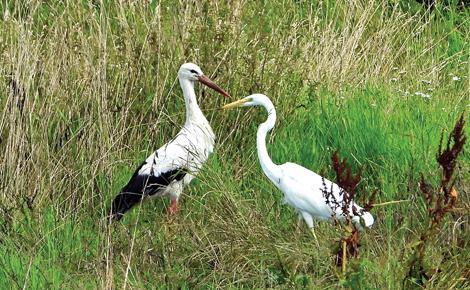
323, 151, 376, 272
405, 113, 466, 286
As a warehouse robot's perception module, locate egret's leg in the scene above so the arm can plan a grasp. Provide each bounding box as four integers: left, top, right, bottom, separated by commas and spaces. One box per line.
301, 211, 319, 247
297, 213, 303, 232
310, 228, 319, 246
293, 213, 303, 233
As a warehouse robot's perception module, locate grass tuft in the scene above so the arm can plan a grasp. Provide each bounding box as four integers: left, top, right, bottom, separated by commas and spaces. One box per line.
0, 0, 468, 288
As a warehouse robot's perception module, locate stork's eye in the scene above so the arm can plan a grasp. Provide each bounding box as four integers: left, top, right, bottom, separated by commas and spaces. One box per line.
189, 69, 198, 74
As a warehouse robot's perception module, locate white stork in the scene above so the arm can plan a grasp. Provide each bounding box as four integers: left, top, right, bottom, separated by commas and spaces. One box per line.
222, 94, 374, 242
110, 63, 230, 221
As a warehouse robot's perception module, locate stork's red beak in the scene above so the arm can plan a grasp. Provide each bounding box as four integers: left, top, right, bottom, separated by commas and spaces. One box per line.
198, 75, 230, 98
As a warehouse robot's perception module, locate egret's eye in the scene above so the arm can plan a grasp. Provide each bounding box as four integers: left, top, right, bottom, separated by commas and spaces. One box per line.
189, 69, 198, 75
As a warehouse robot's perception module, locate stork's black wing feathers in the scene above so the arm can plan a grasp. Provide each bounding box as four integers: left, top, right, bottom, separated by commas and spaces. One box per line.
110, 161, 187, 221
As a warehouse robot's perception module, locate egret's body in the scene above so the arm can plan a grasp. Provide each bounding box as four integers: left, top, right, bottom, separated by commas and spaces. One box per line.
110, 63, 229, 220
223, 94, 374, 236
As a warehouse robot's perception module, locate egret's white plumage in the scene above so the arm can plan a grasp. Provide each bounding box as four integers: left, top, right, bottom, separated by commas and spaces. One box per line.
110, 63, 230, 220
222, 94, 374, 235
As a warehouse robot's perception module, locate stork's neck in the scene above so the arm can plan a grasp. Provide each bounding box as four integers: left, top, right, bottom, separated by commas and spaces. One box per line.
179, 77, 207, 125
257, 101, 281, 183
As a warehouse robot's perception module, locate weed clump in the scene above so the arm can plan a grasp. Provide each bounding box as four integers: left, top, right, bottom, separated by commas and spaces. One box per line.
322, 151, 377, 274
404, 113, 466, 287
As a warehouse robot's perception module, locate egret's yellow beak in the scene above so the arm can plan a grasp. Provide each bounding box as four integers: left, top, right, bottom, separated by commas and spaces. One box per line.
221, 98, 250, 109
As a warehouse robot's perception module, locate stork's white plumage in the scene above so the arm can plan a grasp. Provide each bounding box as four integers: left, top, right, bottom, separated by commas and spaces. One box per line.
111, 63, 230, 220
222, 94, 374, 239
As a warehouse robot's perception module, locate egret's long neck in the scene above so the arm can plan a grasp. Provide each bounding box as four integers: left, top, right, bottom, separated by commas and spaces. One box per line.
257, 101, 281, 183
179, 77, 207, 125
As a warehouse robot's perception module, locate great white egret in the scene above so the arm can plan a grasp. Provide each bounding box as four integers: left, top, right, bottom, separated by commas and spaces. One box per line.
110, 63, 230, 221
222, 94, 374, 241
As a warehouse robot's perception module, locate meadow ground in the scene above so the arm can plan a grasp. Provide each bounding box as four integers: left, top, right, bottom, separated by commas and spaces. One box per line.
0, 1, 468, 289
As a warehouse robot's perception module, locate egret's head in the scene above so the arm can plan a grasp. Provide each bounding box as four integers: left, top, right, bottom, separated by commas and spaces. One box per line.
178, 63, 230, 98
352, 211, 374, 231
221, 94, 270, 109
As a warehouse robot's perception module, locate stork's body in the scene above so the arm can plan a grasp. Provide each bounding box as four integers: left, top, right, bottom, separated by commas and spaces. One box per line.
111, 63, 229, 220
222, 94, 374, 238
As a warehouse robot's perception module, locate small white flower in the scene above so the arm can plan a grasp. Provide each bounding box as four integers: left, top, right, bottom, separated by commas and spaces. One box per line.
452, 76, 461, 81
415, 91, 431, 100
390, 77, 398, 82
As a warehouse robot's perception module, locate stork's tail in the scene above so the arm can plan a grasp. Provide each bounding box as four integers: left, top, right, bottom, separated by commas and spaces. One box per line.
109, 192, 144, 221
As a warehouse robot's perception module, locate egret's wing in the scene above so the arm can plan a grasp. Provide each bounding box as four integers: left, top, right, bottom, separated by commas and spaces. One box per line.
279, 162, 344, 218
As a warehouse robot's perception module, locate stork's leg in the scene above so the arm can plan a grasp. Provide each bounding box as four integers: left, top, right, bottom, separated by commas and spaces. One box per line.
301, 211, 319, 247
167, 184, 182, 216
168, 198, 178, 216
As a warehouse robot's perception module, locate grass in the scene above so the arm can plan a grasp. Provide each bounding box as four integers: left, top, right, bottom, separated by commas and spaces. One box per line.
0, 0, 468, 288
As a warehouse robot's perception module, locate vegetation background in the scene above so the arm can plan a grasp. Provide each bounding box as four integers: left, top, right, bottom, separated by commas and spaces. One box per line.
0, 0, 468, 288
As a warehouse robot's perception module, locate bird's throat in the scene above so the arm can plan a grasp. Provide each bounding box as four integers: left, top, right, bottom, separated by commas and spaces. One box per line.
179, 78, 206, 124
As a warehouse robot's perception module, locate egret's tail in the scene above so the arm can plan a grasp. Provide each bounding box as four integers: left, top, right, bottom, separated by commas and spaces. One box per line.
352, 210, 374, 230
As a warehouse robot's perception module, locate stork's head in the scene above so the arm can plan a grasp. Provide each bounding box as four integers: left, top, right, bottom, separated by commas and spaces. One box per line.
178, 63, 230, 98
178, 63, 203, 81
352, 211, 374, 231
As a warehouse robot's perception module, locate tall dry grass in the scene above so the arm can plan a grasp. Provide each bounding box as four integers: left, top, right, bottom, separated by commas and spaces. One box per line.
0, 0, 468, 288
